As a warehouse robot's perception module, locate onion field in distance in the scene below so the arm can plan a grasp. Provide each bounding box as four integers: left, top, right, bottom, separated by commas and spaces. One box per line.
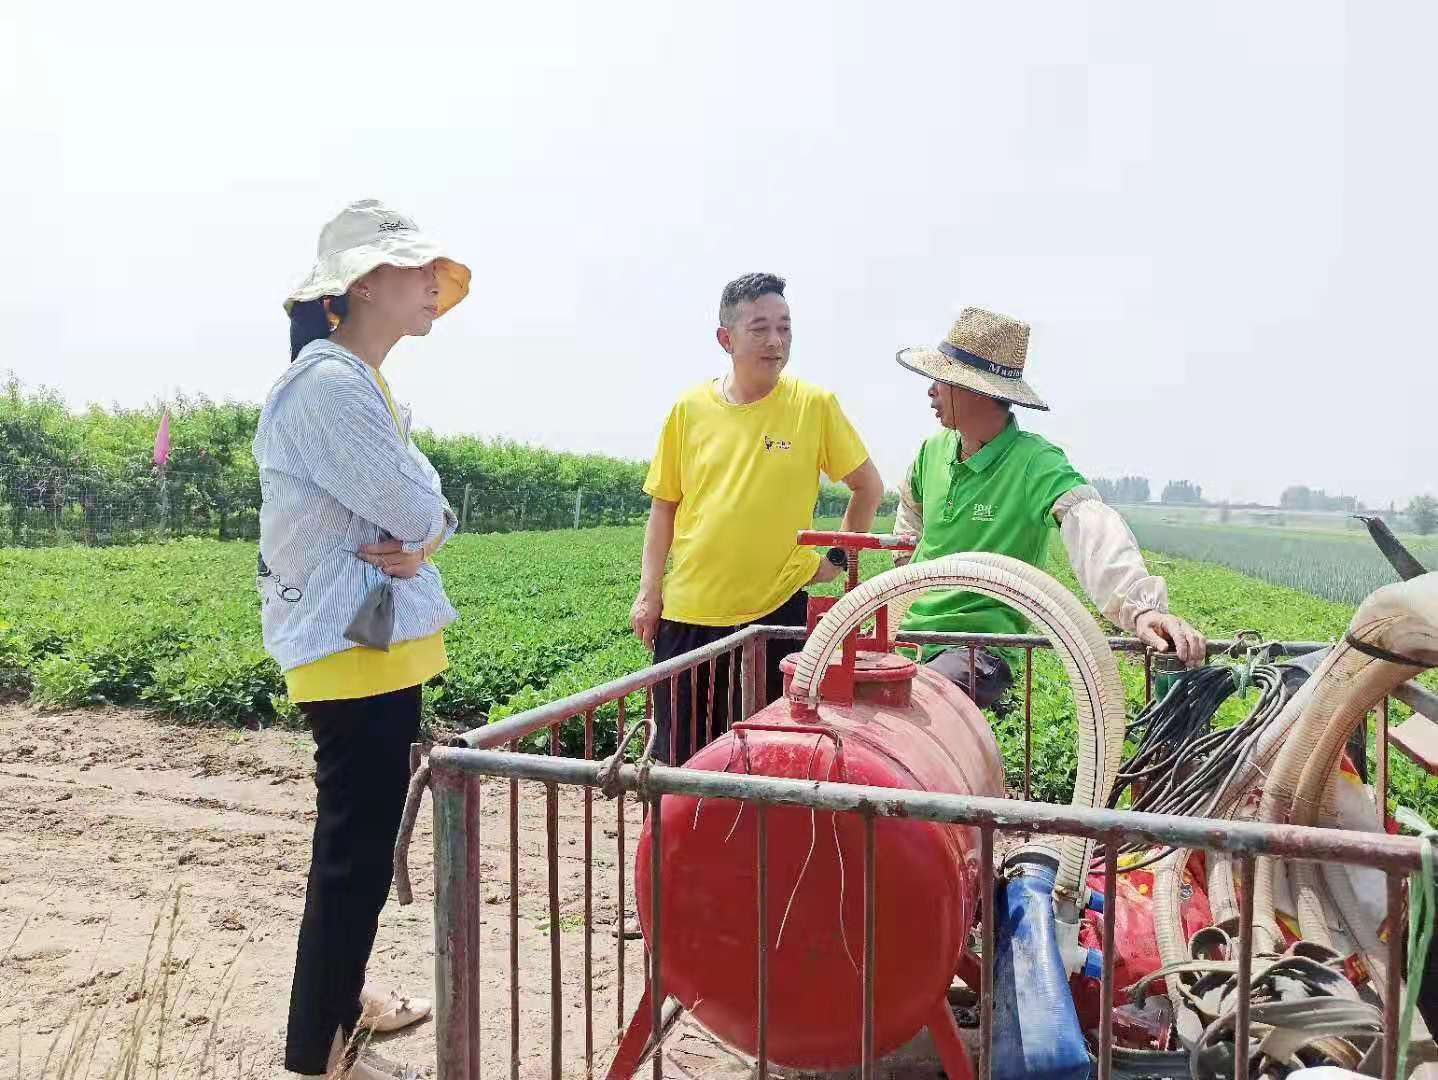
1119, 508, 1438, 605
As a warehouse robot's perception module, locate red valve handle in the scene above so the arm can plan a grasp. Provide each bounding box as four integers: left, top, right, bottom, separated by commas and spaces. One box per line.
798, 530, 916, 552
787, 531, 915, 708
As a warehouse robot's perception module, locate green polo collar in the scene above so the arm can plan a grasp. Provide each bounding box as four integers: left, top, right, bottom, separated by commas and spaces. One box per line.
954, 415, 1021, 474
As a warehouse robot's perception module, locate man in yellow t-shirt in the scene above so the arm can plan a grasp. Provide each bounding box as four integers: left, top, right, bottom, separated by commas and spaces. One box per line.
631, 272, 884, 764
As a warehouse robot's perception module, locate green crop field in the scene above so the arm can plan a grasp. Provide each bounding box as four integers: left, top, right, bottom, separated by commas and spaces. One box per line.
1121, 515, 1438, 604
0, 527, 1432, 819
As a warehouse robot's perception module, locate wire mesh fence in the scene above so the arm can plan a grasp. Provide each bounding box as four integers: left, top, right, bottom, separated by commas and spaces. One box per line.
0, 466, 650, 548
0, 465, 261, 547
0, 463, 895, 549
452, 483, 647, 535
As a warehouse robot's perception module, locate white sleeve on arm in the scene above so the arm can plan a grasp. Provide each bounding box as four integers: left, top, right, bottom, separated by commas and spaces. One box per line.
892, 454, 924, 567
1053, 485, 1168, 633
288, 361, 456, 547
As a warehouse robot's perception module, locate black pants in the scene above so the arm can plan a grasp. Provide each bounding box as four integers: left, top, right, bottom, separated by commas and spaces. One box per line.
285, 685, 421, 1074
652, 590, 809, 765
926, 646, 1015, 712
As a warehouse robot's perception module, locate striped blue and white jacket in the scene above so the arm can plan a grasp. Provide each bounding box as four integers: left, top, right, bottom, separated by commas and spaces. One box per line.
253, 339, 458, 672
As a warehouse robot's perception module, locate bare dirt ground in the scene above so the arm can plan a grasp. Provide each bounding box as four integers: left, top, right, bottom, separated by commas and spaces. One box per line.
1, 704, 961, 1079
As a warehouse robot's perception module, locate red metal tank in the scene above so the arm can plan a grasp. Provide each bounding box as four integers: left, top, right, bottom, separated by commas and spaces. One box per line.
623, 534, 1005, 1076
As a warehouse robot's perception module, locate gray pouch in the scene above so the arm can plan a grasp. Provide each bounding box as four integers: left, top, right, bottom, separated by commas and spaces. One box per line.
344, 578, 395, 651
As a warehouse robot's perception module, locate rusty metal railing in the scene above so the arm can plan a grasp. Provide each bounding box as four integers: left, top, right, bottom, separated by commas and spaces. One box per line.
429, 750, 1429, 1080
404, 628, 1438, 1080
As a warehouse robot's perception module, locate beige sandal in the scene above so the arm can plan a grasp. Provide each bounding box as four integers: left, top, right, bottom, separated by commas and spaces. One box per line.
310, 1028, 422, 1080
357, 983, 432, 1034
349, 1047, 422, 1080
610, 915, 643, 941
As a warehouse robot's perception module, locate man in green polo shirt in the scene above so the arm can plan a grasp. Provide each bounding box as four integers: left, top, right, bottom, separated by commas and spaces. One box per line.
892, 306, 1206, 709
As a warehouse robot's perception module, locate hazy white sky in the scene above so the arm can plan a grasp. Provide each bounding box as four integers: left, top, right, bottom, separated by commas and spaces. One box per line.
4, 1, 1434, 506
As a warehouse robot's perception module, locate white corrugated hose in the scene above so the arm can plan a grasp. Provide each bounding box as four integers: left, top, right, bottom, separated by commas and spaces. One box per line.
788, 552, 1127, 915
1151, 573, 1438, 1055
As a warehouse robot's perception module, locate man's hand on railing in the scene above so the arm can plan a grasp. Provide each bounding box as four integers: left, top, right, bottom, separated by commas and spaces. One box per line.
1135, 610, 1208, 668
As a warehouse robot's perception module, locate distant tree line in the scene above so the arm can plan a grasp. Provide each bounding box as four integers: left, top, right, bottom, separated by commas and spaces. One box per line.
5, 373, 1431, 541
1, 375, 657, 543
1279, 486, 1359, 512
1411, 495, 1438, 535
815, 481, 899, 519
1091, 476, 1151, 504
1160, 480, 1204, 505
1087, 475, 1438, 534
1091, 475, 1202, 506
1, 375, 900, 545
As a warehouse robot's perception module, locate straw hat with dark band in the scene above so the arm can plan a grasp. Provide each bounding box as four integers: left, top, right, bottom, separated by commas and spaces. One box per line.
284, 199, 471, 317
896, 306, 1048, 410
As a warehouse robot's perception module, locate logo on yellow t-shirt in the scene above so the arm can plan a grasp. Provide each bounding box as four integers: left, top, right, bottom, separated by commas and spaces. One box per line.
762, 435, 792, 452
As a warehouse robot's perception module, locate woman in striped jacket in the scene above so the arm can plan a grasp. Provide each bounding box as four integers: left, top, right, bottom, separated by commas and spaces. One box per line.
255, 200, 470, 1079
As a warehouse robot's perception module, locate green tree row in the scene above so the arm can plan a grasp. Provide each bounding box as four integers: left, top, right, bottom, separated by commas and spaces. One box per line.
2, 376, 898, 545
1, 374, 657, 544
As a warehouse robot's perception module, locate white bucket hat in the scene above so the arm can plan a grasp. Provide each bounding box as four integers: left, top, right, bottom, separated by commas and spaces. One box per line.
283, 199, 471, 317
896, 306, 1048, 410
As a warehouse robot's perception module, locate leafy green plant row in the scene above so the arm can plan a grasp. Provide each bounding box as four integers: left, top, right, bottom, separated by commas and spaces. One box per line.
0, 530, 641, 729
0, 524, 1431, 820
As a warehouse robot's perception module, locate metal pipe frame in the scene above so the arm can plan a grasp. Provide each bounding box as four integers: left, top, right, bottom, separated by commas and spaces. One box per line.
428, 747, 1427, 1080
420, 627, 1435, 1080
449, 628, 1435, 755
431, 749, 1427, 873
